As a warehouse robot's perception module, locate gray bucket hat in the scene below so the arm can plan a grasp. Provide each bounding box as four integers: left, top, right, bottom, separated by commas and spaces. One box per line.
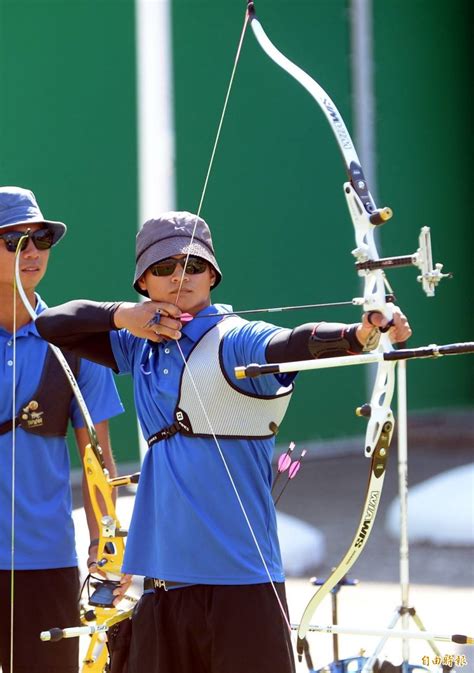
133, 211, 222, 296
0, 186, 67, 244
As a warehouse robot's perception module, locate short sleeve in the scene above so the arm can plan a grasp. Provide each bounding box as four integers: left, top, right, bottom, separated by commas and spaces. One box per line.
70, 358, 124, 428
221, 320, 296, 396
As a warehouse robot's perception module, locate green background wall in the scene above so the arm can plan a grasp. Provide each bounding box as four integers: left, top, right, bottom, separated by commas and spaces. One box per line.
0, 0, 138, 463
1, 0, 471, 466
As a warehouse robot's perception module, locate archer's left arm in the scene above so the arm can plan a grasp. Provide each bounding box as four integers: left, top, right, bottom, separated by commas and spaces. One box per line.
266, 307, 412, 362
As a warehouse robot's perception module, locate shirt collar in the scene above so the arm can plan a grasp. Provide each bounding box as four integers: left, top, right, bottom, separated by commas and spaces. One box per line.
15, 293, 47, 338
181, 303, 234, 343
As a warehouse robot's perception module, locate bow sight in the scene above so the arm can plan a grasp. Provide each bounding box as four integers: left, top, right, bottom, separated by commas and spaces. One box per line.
353, 225, 452, 297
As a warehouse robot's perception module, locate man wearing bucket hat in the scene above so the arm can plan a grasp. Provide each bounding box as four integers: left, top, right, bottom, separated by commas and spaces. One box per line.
0, 186, 124, 673
37, 211, 411, 673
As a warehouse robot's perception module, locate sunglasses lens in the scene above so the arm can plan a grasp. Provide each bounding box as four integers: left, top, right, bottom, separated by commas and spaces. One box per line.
150, 260, 177, 276
1, 232, 25, 252
1, 229, 54, 252
149, 256, 208, 277
33, 229, 54, 250
185, 258, 208, 274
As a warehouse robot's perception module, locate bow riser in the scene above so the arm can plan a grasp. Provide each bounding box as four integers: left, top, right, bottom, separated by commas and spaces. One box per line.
81, 445, 140, 671
84, 444, 126, 580
82, 627, 108, 673
345, 184, 393, 312
364, 358, 396, 456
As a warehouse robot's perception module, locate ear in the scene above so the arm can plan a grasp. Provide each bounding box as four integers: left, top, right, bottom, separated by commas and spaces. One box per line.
137, 274, 148, 292
209, 267, 217, 288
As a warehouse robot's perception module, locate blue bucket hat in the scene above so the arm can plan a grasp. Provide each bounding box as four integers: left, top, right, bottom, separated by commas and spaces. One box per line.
0, 186, 67, 245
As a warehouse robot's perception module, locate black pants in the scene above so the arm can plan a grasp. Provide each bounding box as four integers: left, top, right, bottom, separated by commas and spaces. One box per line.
0, 567, 80, 673
127, 582, 296, 673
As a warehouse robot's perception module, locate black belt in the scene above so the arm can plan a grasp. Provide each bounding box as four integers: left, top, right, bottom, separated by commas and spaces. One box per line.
143, 577, 193, 592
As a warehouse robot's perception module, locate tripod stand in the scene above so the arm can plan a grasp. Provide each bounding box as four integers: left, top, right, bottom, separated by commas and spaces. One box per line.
361, 360, 448, 673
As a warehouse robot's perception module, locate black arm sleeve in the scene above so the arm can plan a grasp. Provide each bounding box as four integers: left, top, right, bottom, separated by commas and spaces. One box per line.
35, 300, 121, 371
266, 322, 364, 363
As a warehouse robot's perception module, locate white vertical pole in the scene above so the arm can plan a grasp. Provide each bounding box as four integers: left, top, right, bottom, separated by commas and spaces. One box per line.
350, 0, 377, 193
135, 0, 176, 460
397, 359, 411, 666
349, 0, 379, 403
135, 0, 176, 220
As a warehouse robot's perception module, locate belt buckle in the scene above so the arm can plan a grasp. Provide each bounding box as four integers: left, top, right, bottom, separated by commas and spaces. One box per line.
154, 579, 168, 591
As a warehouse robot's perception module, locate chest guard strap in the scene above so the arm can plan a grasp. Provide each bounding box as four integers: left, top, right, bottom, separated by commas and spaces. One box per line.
0, 348, 80, 437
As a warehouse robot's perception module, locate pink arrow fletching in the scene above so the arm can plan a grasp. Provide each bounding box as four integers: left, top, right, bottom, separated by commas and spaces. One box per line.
277, 441, 295, 472
288, 461, 301, 479
288, 450, 307, 479
278, 454, 292, 472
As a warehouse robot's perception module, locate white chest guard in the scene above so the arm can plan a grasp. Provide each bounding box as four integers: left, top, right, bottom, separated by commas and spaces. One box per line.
147, 316, 294, 446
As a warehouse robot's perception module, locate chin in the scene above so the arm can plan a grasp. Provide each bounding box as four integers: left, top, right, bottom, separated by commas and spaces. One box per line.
20, 269, 45, 288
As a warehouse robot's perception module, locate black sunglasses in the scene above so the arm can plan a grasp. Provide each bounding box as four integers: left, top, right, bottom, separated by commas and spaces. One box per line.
0, 228, 54, 253
149, 256, 209, 277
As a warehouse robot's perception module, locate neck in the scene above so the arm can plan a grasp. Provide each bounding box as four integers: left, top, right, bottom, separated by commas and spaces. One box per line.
0, 285, 37, 333
184, 298, 212, 316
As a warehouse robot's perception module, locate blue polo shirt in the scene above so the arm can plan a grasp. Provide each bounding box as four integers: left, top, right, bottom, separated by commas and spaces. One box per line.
111, 304, 294, 584
0, 294, 124, 570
